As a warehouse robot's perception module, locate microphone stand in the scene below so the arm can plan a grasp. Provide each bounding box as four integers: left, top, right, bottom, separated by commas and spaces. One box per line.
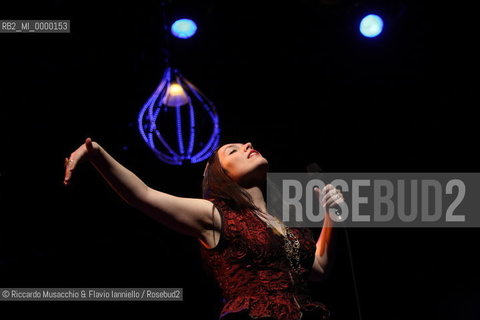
306, 162, 363, 320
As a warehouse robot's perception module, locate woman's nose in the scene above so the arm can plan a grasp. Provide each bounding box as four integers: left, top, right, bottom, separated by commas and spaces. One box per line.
243, 142, 253, 151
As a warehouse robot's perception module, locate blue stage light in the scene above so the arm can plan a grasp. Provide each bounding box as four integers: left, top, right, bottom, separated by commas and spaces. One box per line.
359, 14, 384, 38
171, 19, 197, 39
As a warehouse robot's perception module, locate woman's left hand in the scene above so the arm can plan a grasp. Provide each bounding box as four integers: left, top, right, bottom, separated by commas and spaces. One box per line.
314, 184, 344, 208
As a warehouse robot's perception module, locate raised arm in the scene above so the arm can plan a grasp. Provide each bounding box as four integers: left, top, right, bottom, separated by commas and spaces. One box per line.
309, 185, 342, 282
63, 138, 217, 239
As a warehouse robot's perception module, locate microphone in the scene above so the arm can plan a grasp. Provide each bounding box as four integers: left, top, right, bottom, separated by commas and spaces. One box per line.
305, 162, 341, 216
306, 162, 322, 174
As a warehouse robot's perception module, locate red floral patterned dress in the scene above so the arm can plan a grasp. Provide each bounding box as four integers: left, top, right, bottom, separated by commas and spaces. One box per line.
199, 199, 331, 320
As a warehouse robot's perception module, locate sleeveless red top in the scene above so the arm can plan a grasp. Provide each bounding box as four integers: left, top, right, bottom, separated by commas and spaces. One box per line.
199, 199, 330, 320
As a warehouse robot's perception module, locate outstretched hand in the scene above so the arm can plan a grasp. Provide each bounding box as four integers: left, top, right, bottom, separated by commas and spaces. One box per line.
63, 137, 96, 186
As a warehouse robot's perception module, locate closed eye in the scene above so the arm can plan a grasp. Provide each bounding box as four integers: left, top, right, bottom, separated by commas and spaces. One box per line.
229, 149, 237, 155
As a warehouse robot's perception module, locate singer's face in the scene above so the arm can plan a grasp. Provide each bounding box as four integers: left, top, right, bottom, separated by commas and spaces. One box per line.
218, 142, 268, 186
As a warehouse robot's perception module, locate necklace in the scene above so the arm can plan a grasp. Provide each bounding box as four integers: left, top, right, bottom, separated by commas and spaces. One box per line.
283, 226, 302, 275
255, 211, 302, 275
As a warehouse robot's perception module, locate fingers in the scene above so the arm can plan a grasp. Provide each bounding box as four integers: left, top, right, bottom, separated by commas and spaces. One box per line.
315, 184, 344, 208
85, 137, 93, 153
323, 192, 344, 208
64, 138, 92, 186
314, 185, 334, 200
63, 156, 75, 186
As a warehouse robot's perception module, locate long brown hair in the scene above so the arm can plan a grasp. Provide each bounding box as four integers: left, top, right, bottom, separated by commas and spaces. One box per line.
202, 147, 287, 238
202, 148, 258, 212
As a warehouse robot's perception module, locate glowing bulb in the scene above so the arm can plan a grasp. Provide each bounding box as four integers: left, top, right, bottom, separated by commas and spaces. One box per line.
162, 83, 189, 107
359, 14, 384, 38
169, 83, 185, 96
171, 19, 197, 39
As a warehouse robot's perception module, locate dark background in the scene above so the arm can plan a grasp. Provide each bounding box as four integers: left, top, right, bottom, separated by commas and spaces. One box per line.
0, 0, 478, 319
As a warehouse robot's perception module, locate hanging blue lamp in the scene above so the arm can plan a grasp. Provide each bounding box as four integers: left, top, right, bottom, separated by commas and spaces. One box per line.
138, 67, 220, 165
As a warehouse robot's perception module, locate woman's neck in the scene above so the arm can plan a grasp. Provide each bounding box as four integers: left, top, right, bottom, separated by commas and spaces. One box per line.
244, 186, 267, 213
